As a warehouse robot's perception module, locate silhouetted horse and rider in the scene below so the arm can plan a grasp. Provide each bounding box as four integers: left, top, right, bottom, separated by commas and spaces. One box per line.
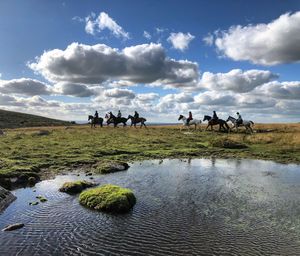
106, 111, 128, 128
203, 111, 229, 132
88, 111, 103, 128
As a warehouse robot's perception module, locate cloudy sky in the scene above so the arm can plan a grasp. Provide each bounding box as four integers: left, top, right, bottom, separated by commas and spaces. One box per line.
0, 0, 300, 122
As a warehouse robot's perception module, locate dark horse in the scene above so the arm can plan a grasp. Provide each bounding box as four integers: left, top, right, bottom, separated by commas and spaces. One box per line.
106, 114, 127, 128
203, 115, 229, 132
127, 115, 147, 128
88, 115, 103, 128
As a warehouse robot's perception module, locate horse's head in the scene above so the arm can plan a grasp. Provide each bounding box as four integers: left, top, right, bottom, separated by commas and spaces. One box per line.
203, 115, 211, 122
127, 115, 133, 119
178, 115, 183, 121
88, 115, 93, 120
226, 116, 235, 122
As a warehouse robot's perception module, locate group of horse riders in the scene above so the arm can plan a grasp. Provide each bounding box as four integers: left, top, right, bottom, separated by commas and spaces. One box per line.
186, 111, 243, 126
90, 110, 147, 128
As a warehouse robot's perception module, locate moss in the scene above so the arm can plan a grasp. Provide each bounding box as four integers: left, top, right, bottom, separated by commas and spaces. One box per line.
94, 161, 129, 174
29, 201, 39, 206
59, 180, 96, 194
211, 138, 248, 149
36, 195, 48, 202
79, 184, 136, 213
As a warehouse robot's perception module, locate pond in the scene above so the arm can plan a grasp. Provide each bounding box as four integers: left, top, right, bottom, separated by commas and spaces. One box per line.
1, 158, 300, 255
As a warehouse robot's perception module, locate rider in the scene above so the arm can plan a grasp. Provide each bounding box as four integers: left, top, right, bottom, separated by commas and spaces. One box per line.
94, 111, 99, 120
134, 111, 139, 122
236, 112, 243, 126
186, 111, 193, 125
109, 111, 115, 119
212, 111, 218, 120
117, 110, 122, 118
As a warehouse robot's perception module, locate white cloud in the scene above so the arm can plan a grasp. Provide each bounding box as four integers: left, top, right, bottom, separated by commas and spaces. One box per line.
215, 12, 300, 65
256, 81, 300, 99
85, 12, 129, 39
0, 78, 51, 96
200, 69, 277, 93
143, 31, 151, 40
167, 32, 195, 51
29, 42, 199, 89
203, 33, 214, 46
53, 82, 99, 97
103, 88, 135, 99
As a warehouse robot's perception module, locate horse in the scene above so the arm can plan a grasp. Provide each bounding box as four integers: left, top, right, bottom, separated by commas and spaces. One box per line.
127, 115, 147, 128
226, 116, 254, 133
105, 113, 127, 128
88, 115, 103, 128
203, 115, 229, 132
178, 115, 202, 131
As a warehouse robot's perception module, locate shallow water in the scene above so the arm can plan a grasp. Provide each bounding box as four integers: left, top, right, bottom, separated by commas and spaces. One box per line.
1, 158, 300, 255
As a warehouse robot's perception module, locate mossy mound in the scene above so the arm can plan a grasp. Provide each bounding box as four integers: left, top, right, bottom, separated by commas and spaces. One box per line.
59, 180, 96, 194
211, 139, 248, 149
95, 161, 130, 174
79, 184, 136, 213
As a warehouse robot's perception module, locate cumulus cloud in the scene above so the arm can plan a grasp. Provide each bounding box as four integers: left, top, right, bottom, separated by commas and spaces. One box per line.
85, 12, 129, 39
53, 82, 99, 97
256, 81, 300, 99
167, 32, 195, 51
0, 78, 51, 96
215, 12, 300, 65
136, 93, 159, 102
29, 42, 199, 89
103, 88, 135, 99
200, 69, 277, 93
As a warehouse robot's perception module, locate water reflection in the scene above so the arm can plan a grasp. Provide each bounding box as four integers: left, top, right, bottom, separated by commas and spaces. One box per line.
1, 158, 300, 255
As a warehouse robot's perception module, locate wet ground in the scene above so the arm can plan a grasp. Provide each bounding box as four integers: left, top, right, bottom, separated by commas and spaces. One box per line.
1, 158, 300, 255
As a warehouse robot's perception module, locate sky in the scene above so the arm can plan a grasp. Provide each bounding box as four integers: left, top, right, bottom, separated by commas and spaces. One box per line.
0, 0, 300, 123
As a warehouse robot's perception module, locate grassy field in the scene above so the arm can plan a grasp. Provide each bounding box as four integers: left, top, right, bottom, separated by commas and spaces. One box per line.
0, 109, 72, 129
0, 123, 300, 186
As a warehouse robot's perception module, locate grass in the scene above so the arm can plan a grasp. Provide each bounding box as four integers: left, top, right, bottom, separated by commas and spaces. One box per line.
0, 109, 72, 129
0, 123, 300, 184
79, 184, 136, 213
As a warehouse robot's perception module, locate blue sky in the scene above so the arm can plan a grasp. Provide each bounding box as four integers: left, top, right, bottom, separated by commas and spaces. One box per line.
0, 0, 300, 122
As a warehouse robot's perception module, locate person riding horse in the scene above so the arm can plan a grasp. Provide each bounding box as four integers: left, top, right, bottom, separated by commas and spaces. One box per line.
186, 111, 193, 125
236, 112, 243, 126
117, 110, 122, 118
134, 111, 139, 122
94, 111, 99, 120
212, 111, 218, 121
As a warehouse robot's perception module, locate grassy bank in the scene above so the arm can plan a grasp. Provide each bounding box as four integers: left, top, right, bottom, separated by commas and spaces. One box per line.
0, 109, 72, 129
0, 124, 300, 185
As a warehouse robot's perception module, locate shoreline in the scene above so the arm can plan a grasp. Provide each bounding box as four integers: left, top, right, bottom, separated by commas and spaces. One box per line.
1, 123, 300, 189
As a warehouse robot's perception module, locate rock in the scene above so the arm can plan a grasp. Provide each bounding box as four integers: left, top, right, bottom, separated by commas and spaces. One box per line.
2, 223, 24, 232
59, 180, 96, 194
0, 186, 16, 212
79, 184, 136, 213
96, 161, 130, 174
86, 172, 93, 176
28, 176, 36, 186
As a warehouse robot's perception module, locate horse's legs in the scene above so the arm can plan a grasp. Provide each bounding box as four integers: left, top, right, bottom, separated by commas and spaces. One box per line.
205, 124, 209, 131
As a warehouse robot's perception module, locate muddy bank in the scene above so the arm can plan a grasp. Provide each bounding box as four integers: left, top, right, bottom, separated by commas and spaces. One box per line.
0, 186, 16, 212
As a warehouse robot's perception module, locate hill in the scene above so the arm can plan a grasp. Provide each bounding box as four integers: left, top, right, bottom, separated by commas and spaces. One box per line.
0, 109, 72, 129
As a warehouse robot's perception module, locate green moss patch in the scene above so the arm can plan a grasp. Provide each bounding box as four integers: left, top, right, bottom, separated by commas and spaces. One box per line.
79, 184, 136, 213
59, 180, 96, 194
211, 139, 248, 149
94, 161, 129, 174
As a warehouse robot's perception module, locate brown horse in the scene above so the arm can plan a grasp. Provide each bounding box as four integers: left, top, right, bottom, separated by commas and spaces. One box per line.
203, 115, 229, 132
88, 115, 103, 128
127, 115, 147, 128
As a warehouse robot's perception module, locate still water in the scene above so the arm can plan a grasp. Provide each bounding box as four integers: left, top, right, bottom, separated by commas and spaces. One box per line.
1, 158, 300, 255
